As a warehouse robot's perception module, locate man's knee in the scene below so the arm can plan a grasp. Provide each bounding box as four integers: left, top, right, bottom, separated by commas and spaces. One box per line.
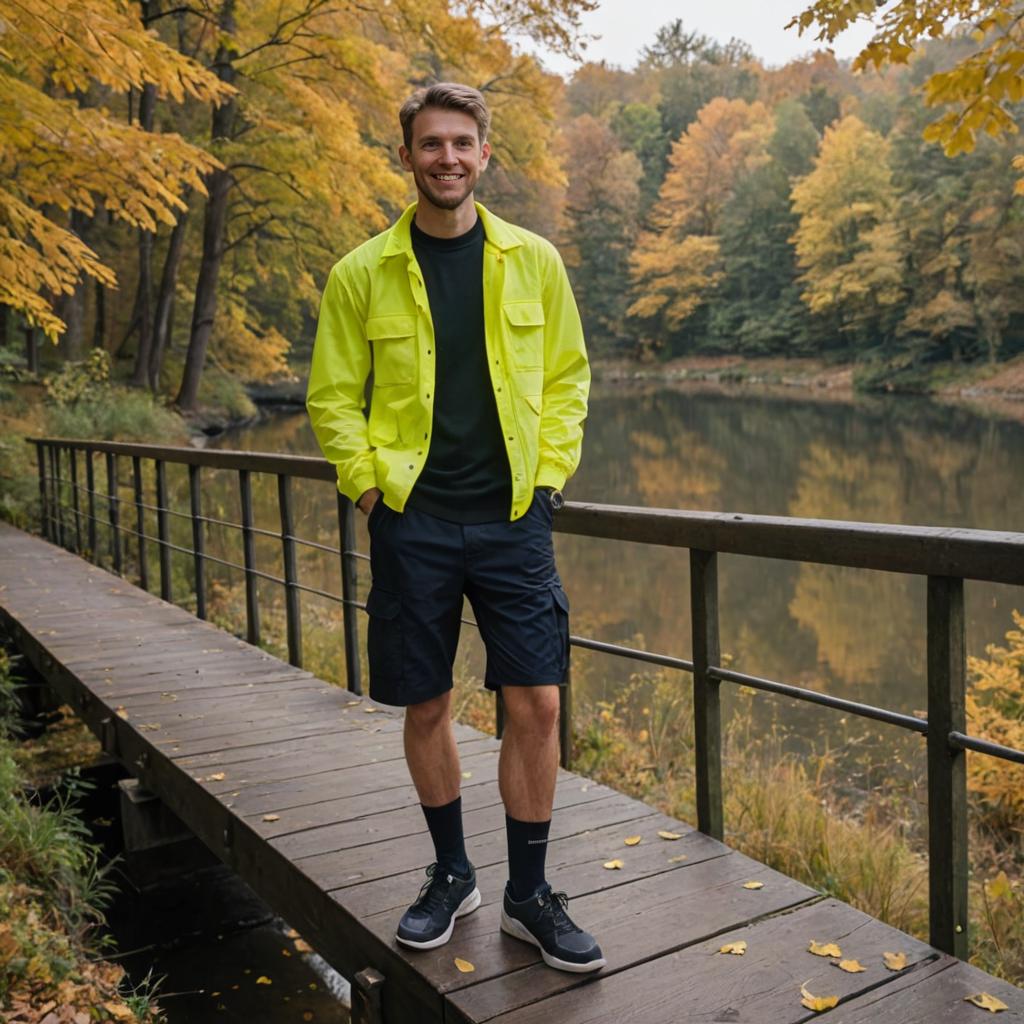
405, 691, 452, 733
501, 685, 560, 737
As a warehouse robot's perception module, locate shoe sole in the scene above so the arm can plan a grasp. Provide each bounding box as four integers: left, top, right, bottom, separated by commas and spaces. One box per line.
395, 887, 481, 950
500, 907, 607, 973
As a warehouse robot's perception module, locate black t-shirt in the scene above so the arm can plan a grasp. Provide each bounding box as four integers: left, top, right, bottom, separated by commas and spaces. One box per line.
406, 216, 511, 523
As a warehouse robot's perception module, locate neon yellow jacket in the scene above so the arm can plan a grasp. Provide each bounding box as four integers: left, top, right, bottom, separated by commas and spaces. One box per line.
307, 202, 590, 521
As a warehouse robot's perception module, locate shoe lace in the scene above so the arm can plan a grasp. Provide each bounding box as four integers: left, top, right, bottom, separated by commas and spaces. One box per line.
414, 863, 453, 915
542, 889, 580, 937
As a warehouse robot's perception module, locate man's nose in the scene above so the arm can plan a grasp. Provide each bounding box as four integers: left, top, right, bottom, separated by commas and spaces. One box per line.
439, 143, 458, 164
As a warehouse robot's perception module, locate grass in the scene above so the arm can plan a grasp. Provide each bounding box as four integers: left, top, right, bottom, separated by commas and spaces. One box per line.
0, 645, 167, 1021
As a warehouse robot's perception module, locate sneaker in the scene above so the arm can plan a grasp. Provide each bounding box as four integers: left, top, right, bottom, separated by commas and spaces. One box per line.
395, 863, 481, 950
500, 882, 606, 973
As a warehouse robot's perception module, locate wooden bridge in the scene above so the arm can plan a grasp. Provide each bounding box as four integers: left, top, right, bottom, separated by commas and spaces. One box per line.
3, 439, 1024, 1022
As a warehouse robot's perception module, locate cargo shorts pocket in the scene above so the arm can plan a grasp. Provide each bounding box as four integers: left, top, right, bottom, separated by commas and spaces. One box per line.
551, 584, 570, 678
366, 587, 403, 687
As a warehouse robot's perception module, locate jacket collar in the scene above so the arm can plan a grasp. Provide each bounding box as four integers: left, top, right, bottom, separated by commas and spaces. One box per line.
380, 201, 522, 261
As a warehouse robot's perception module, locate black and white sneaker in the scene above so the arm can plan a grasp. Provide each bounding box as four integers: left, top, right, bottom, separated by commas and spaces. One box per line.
395, 863, 481, 950
500, 882, 606, 973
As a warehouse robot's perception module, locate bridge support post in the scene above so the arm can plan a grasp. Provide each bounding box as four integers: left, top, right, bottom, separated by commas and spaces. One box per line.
351, 967, 385, 1024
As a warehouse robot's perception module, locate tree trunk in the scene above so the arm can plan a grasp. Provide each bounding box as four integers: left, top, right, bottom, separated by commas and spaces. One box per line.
150, 200, 191, 390
130, 82, 158, 387
93, 280, 106, 348
24, 326, 38, 374
0, 305, 8, 350
57, 210, 89, 361
175, 1, 237, 411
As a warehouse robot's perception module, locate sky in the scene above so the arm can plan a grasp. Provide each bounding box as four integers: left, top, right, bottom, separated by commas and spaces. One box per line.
527, 1, 880, 76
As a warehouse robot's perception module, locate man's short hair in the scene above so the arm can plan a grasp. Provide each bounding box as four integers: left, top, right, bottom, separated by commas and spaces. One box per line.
399, 82, 490, 149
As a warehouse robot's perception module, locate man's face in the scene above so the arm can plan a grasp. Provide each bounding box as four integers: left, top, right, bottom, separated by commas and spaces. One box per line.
399, 107, 490, 214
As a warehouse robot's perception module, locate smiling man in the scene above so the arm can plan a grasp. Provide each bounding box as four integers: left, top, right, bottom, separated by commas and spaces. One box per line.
307, 82, 601, 972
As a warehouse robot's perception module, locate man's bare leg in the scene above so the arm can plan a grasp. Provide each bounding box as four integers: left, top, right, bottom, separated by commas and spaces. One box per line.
498, 684, 560, 820
404, 691, 461, 806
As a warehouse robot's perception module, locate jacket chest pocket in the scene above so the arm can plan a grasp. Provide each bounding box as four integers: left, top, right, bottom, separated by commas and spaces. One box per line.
367, 314, 416, 385
503, 301, 545, 369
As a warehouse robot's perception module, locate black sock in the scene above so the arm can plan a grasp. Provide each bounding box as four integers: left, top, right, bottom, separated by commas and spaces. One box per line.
506, 814, 551, 901
421, 797, 470, 877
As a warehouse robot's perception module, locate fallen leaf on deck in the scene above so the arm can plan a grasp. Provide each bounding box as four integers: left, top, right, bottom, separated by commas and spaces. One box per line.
717, 941, 746, 955
454, 958, 475, 973
139, 723, 161, 731
364, 707, 378, 713
964, 992, 1008, 1012
668, 854, 688, 864
346, 700, 361, 706
835, 959, 866, 973
294, 939, 312, 953
115, 706, 129, 719
883, 951, 908, 971
800, 983, 839, 1012
262, 814, 280, 822
742, 881, 764, 890
808, 941, 842, 958
603, 859, 624, 870
286, 928, 299, 938
256, 976, 272, 985
658, 830, 683, 840
461, 771, 472, 779
206, 772, 225, 782
303, 1013, 314, 1022
624, 835, 642, 846
281, 949, 291, 957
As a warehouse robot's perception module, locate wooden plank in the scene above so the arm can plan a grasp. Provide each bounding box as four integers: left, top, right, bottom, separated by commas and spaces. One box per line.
469, 897, 938, 1024
834, 954, 1024, 1022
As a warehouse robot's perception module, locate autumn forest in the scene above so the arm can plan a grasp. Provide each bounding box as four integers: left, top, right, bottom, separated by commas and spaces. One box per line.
5, 1, 1024, 412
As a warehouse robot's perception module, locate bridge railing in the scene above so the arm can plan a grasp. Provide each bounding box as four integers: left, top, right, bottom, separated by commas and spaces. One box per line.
27, 436, 1024, 961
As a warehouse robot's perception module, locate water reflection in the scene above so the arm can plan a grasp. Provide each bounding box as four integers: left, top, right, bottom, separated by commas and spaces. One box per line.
206, 387, 1024, 740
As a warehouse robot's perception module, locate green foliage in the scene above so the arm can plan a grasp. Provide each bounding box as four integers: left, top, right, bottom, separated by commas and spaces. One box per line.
42, 349, 110, 406
44, 386, 187, 442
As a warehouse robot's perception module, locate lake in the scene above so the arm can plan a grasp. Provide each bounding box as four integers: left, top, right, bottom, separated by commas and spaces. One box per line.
203, 384, 1024, 756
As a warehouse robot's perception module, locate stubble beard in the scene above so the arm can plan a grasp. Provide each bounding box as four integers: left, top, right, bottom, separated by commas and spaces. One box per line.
414, 167, 475, 213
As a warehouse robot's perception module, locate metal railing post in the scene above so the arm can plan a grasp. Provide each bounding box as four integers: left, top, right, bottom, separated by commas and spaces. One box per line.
105, 451, 121, 573
278, 474, 302, 667
35, 443, 48, 540
337, 492, 361, 694
239, 469, 261, 646
690, 548, 724, 840
69, 448, 82, 553
155, 460, 171, 602
132, 456, 148, 591
47, 445, 60, 547
926, 575, 968, 958
85, 449, 97, 560
559, 656, 573, 770
189, 464, 206, 619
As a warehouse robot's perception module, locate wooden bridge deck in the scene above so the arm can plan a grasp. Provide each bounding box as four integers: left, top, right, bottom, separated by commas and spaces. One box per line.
1, 520, 1021, 1023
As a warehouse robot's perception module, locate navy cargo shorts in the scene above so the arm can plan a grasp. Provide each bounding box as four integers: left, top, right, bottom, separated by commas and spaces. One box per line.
364, 489, 570, 707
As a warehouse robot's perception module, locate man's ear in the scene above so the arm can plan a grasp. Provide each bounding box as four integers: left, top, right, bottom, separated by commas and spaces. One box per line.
399, 144, 412, 171
480, 140, 491, 171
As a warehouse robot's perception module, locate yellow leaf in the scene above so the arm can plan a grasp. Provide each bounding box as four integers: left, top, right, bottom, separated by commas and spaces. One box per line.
115, 706, 129, 719
461, 771, 472, 779
835, 959, 866, 973
256, 976, 272, 985
742, 881, 764, 890
454, 957, 475, 973
262, 814, 280, 822
364, 707, 378, 713
883, 951, 908, 971
718, 941, 747, 955
658, 830, 683, 841
624, 836, 642, 846
668, 854, 688, 864
965, 992, 1008, 1012
800, 983, 839, 1013
294, 939, 312, 953
603, 859, 624, 870
281, 949, 291, 957
206, 772, 225, 781
808, 941, 843, 958
104, 1004, 133, 1020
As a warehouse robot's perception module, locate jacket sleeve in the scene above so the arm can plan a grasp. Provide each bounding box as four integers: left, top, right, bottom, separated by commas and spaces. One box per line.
306, 261, 378, 503
536, 244, 591, 490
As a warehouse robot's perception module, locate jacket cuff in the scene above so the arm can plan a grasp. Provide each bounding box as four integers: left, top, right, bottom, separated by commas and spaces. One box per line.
340, 467, 379, 505
535, 464, 567, 491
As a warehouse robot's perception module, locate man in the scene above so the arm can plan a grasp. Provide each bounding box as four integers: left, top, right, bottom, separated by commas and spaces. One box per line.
307, 82, 602, 973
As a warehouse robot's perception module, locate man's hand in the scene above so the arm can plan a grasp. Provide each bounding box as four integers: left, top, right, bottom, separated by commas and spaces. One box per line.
357, 487, 382, 516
